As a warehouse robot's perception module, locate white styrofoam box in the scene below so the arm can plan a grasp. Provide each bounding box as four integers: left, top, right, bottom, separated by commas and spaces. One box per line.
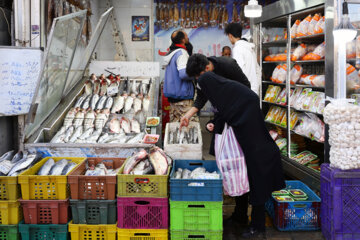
164, 122, 203, 160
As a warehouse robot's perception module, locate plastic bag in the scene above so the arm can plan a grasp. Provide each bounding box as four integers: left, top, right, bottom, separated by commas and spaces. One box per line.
314, 16, 324, 34
291, 44, 307, 61
274, 54, 287, 62
346, 63, 360, 90
265, 106, 276, 122
290, 87, 303, 107
347, 40, 356, 59
296, 15, 312, 37
275, 109, 286, 124
277, 64, 287, 83
308, 14, 320, 35
302, 42, 325, 60
309, 92, 325, 113
264, 54, 275, 61
290, 64, 303, 84
270, 65, 281, 82
264, 85, 274, 102
295, 88, 312, 109
291, 20, 301, 38
302, 75, 314, 85
269, 130, 279, 140
311, 75, 325, 87
294, 113, 325, 142
299, 74, 310, 84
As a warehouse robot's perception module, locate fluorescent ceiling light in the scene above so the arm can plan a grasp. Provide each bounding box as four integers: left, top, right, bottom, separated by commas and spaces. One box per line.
333, 2, 357, 42
244, 0, 262, 18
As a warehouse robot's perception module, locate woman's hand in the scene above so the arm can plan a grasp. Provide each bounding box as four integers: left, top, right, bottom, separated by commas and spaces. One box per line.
180, 107, 199, 129
206, 123, 214, 132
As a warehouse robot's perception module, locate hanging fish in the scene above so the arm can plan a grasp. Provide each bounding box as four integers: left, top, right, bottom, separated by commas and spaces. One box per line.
93, 79, 101, 95
160, 3, 165, 29
164, 1, 169, 30
202, 2, 209, 28
209, 0, 214, 26
189, 2, 195, 28
169, 1, 174, 28
185, 1, 191, 28
173, 0, 180, 27
142, 95, 150, 113
221, 1, 229, 29
180, 0, 186, 28
193, 2, 199, 28
231, 1, 238, 23
156, 0, 161, 26
124, 94, 135, 113
218, 2, 223, 29
133, 96, 143, 113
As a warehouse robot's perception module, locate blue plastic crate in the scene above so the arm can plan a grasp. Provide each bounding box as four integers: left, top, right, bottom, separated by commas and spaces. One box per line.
265, 180, 321, 231
321, 163, 360, 240
170, 160, 223, 201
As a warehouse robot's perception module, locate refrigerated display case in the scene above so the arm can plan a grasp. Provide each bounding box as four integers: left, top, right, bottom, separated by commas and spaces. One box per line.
24, 8, 160, 157
253, 0, 338, 190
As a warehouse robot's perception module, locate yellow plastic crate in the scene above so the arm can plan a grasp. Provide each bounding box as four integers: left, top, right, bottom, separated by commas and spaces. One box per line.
18, 157, 86, 200
68, 221, 117, 240
0, 176, 19, 200
0, 200, 22, 224
117, 228, 168, 240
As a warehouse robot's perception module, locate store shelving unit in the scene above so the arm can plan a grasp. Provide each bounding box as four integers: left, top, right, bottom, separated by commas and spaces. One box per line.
253, 0, 333, 190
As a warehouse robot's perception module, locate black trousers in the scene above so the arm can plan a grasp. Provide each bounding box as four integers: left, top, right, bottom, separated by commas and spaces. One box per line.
234, 193, 265, 231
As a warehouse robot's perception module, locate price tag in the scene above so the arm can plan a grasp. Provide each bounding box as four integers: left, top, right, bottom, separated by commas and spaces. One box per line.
107, 85, 118, 96
0, 160, 14, 175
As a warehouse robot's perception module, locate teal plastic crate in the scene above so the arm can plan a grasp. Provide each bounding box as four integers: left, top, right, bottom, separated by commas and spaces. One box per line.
18, 221, 68, 240
0, 224, 19, 240
170, 200, 223, 231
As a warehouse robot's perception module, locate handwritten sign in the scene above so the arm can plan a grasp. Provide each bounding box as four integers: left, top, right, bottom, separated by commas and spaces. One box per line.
0, 48, 42, 116
89, 61, 160, 77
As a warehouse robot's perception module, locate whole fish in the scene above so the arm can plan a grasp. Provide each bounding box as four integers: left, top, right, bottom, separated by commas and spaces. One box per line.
126, 79, 132, 94
86, 129, 102, 143
185, 2, 191, 28
69, 126, 83, 143
217, 3, 223, 28
51, 126, 66, 143
11, 151, 23, 164
149, 147, 169, 175
61, 162, 77, 175
95, 113, 108, 130
106, 134, 129, 144
194, 127, 199, 143
180, 1, 186, 28
98, 133, 110, 143
81, 95, 91, 110
140, 83, 148, 96
74, 94, 87, 109
73, 110, 85, 127
0, 150, 15, 161
173, 0, 179, 27
202, 2, 209, 28
84, 80, 92, 95
109, 118, 122, 134
131, 159, 154, 175
169, 130, 174, 144
8, 153, 38, 176
169, 3, 174, 28
131, 119, 141, 133
104, 97, 114, 109
131, 81, 141, 95
63, 126, 75, 143
221, 2, 229, 29
78, 127, 94, 140
95, 95, 107, 111
118, 80, 126, 94
100, 80, 108, 96
89, 94, 99, 110
63, 108, 77, 127
111, 95, 125, 113
156, 0, 160, 26
133, 96, 142, 113
164, 2, 169, 30
124, 94, 135, 112
127, 132, 145, 144
84, 110, 96, 130
49, 159, 69, 175
197, 3, 203, 26
37, 158, 55, 175
93, 79, 101, 95
85, 162, 107, 176
123, 149, 148, 174
190, 2, 195, 27
142, 96, 150, 113
121, 117, 131, 134
160, 3, 165, 29
231, 2, 238, 23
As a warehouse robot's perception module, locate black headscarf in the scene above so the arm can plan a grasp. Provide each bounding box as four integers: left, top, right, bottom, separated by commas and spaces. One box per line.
198, 72, 285, 205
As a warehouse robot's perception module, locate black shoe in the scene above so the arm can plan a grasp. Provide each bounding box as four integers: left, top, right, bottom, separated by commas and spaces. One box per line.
241, 227, 266, 239
223, 214, 248, 227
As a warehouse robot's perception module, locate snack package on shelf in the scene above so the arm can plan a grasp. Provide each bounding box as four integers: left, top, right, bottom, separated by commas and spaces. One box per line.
347, 40, 356, 59
310, 92, 325, 114
314, 16, 325, 34
272, 107, 283, 123
296, 15, 312, 37
276, 88, 287, 105
264, 85, 274, 101
310, 75, 325, 87
269, 130, 279, 140
294, 88, 312, 110
290, 65, 303, 84
293, 113, 325, 142
291, 44, 307, 61
302, 91, 316, 110
275, 109, 287, 125
290, 87, 303, 107
308, 14, 321, 35
346, 63, 360, 91
291, 20, 301, 38
280, 112, 287, 127
302, 42, 325, 60
264, 85, 282, 102
290, 111, 299, 130
275, 138, 287, 151
265, 106, 277, 122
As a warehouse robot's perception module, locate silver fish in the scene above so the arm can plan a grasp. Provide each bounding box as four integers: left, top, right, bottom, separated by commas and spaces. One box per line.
98, 133, 109, 143
61, 162, 77, 175
0, 150, 14, 161
63, 108, 77, 127
37, 158, 55, 175
100, 81, 108, 96
169, 130, 174, 144
123, 149, 148, 174
105, 133, 129, 144
93, 80, 101, 95
124, 94, 135, 112
69, 126, 83, 143
142, 96, 150, 113
63, 126, 75, 143
11, 151, 23, 163
175, 168, 183, 179
194, 127, 199, 143
118, 80, 126, 94
95, 96, 107, 111
49, 159, 69, 175
133, 97, 142, 113
74, 94, 87, 108
132, 81, 141, 95
85, 162, 107, 176
81, 95, 92, 110
104, 97, 114, 109
8, 153, 38, 176
84, 80, 93, 95
181, 169, 191, 179
131, 159, 154, 175
86, 129, 102, 143
149, 147, 169, 175
140, 83, 149, 95
78, 127, 94, 140
127, 132, 145, 144
131, 119, 141, 133
111, 95, 125, 113
51, 126, 67, 143
84, 110, 96, 130
121, 117, 131, 134
126, 79, 132, 94
73, 111, 85, 127
89, 94, 99, 110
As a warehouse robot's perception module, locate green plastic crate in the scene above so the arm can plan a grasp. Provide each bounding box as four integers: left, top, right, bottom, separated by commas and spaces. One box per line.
18, 221, 68, 240
70, 199, 117, 224
0, 224, 19, 240
170, 200, 223, 231
170, 230, 223, 240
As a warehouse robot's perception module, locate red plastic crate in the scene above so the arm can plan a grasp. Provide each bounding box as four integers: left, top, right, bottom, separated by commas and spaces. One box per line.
117, 197, 168, 229
19, 199, 70, 224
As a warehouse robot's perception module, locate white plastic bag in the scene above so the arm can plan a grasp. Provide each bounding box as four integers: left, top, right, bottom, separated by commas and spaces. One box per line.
291, 44, 307, 61
296, 15, 312, 37
290, 65, 303, 84
291, 20, 300, 38
308, 14, 320, 35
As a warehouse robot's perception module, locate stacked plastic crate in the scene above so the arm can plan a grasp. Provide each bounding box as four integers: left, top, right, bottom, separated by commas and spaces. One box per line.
116, 157, 170, 240
67, 158, 124, 240
169, 160, 223, 240
17, 157, 85, 240
0, 174, 21, 240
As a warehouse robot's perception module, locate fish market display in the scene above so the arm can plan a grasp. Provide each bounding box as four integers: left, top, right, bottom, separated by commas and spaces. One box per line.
168, 126, 199, 144
36, 158, 78, 176
50, 74, 153, 144
0, 151, 41, 176
122, 148, 172, 175
174, 167, 220, 180
84, 161, 121, 176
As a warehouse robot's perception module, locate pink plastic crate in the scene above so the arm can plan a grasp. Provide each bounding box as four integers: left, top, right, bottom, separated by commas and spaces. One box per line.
117, 197, 168, 229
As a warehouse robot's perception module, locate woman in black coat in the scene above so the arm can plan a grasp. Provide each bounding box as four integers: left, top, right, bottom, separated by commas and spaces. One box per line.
181, 71, 285, 237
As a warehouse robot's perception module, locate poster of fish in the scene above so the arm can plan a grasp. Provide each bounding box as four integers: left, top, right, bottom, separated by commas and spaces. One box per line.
132, 16, 150, 41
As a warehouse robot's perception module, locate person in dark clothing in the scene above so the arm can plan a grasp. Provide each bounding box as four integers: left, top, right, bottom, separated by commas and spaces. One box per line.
181, 66, 285, 238
222, 46, 232, 57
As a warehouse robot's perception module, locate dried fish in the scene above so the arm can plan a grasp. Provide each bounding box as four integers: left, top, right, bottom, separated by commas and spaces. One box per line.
180, 0, 186, 28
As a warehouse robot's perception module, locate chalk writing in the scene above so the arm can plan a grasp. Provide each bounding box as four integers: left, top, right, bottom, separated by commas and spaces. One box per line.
0, 48, 41, 116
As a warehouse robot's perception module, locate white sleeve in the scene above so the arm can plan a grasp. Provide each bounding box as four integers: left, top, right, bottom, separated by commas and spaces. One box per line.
176, 51, 189, 71
232, 47, 246, 73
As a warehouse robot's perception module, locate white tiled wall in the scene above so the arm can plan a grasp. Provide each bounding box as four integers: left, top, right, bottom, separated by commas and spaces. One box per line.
91, 0, 154, 61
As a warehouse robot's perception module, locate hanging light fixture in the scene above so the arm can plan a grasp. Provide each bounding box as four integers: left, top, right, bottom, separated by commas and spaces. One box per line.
333, 1, 357, 42
244, 0, 262, 18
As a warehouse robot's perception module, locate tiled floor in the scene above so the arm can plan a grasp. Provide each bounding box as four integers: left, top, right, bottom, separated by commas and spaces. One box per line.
199, 117, 325, 240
